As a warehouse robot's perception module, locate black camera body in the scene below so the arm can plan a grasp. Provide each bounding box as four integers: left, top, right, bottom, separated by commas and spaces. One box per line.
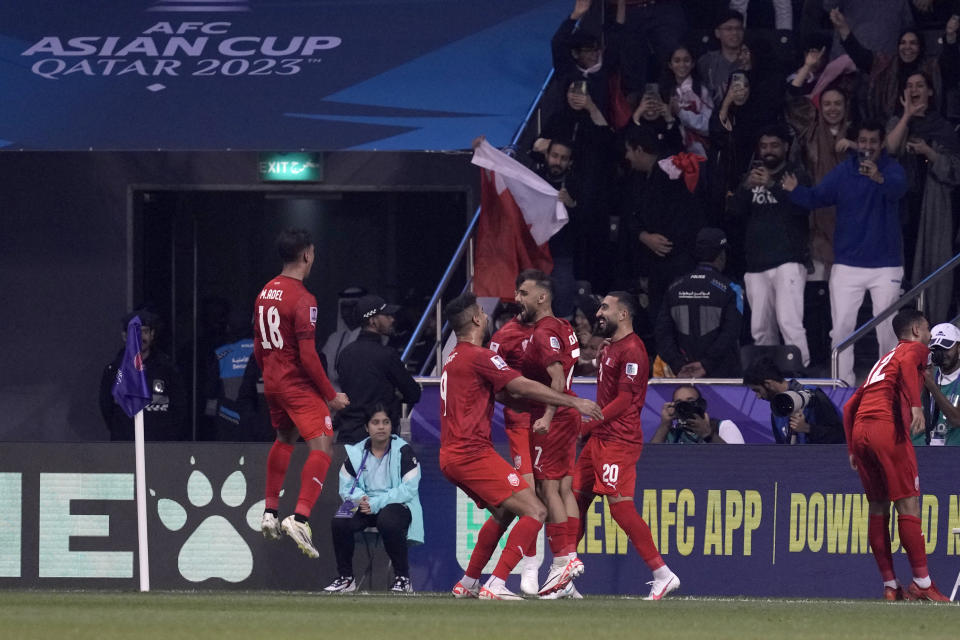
674, 398, 706, 421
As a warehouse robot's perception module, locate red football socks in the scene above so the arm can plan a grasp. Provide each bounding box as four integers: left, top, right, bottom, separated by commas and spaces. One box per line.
492, 516, 543, 580
897, 514, 930, 579
264, 441, 294, 511
868, 513, 895, 582
466, 517, 509, 579
294, 449, 331, 517
523, 532, 537, 557
609, 500, 664, 570
563, 516, 580, 555
545, 522, 567, 557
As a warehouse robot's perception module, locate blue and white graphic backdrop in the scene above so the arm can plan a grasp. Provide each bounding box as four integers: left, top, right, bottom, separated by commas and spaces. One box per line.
0, 0, 567, 150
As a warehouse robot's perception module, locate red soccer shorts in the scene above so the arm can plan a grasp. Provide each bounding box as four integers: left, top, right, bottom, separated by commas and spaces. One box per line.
850, 418, 920, 503
440, 447, 529, 510
573, 437, 643, 498
530, 409, 580, 480
265, 389, 333, 440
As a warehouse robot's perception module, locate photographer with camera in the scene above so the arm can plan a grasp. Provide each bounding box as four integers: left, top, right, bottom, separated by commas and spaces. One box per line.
743, 357, 845, 444
651, 384, 744, 444
918, 323, 960, 446
324, 404, 423, 594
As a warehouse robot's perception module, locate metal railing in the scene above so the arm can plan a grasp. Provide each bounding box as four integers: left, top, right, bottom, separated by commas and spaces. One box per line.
415, 376, 850, 388
831, 251, 960, 380
400, 69, 556, 373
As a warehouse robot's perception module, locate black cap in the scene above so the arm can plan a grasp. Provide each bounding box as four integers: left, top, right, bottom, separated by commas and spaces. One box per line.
356, 295, 401, 321
695, 227, 728, 262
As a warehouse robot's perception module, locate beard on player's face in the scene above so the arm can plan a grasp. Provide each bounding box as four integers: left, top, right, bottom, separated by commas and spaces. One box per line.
595, 315, 617, 338
519, 303, 537, 323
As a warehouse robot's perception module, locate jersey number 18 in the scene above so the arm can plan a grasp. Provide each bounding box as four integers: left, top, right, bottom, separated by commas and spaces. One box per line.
258, 305, 284, 349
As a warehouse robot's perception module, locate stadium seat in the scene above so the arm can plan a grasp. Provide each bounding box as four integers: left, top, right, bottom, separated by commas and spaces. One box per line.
740, 344, 804, 377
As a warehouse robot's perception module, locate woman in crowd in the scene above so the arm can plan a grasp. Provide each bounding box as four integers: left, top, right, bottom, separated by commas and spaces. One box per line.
324, 404, 423, 594
660, 45, 713, 156
785, 86, 854, 276
885, 72, 960, 322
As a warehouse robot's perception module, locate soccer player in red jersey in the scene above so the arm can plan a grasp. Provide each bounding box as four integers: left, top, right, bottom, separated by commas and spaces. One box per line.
254, 229, 350, 559
441, 292, 602, 600
573, 292, 680, 600
515, 271, 586, 597
843, 308, 949, 601
488, 276, 539, 594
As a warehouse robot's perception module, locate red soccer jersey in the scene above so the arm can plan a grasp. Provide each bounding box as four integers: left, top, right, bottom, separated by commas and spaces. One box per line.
489, 318, 534, 430
593, 333, 650, 445
521, 315, 580, 422
440, 341, 522, 456
253, 275, 330, 396
851, 340, 928, 434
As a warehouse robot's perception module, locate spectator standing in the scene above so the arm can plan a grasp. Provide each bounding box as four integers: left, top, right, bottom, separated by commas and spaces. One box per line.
697, 10, 749, 106
728, 125, 812, 367
743, 357, 845, 444
660, 45, 714, 156
918, 322, 960, 446
99, 310, 189, 441
885, 72, 960, 323
654, 228, 744, 378
785, 87, 854, 274
320, 286, 367, 391
324, 405, 423, 594
782, 121, 908, 386
536, 139, 581, 318
335, 295, 422, 445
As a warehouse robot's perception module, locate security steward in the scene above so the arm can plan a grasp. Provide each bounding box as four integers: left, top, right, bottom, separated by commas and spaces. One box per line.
654, 228, 744, 379
334, 295, 422, 444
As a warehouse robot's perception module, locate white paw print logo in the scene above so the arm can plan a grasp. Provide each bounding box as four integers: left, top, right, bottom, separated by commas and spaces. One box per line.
152, 456, 274, 583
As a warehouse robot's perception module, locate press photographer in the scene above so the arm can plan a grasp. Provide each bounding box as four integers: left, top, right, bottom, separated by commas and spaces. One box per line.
651, 385, 744, 444
743, 357, 844, 444
918, 323, 960, 446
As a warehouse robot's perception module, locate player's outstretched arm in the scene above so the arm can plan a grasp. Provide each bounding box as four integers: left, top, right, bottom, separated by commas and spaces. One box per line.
505, 376, 603, 421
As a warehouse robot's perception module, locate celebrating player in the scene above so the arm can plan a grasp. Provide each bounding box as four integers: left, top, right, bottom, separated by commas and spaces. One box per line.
441, 292, 602, 600
255, 228, 349, 558
843, 308, 948, 601
488, 273, 538, 594
573, 292, 680, 600
515, 271, 585, 597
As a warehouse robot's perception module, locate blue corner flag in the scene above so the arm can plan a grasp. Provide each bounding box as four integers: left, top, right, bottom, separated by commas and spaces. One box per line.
112, 315, 151, 418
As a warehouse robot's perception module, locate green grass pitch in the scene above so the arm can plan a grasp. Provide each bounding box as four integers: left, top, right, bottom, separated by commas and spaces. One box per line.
0, 591, 957, 639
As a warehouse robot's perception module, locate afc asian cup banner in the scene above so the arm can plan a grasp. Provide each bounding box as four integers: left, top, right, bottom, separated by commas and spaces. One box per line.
2, 443, 959, 598
0, 0, 567, 150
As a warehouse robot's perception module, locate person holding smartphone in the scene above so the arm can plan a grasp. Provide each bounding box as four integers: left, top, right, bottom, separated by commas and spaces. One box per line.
781, 122, 907, 386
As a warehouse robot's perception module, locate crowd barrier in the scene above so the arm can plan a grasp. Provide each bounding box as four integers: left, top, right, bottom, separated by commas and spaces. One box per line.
2, 442, 958, 598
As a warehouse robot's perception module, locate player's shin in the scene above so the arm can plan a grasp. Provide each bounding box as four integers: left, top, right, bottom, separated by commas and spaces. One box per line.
466, 517, 510, 579
492, 516, 543, 580
265, 441, 294, 511
867, 513, 896, 582
609, 500, 664, 570
897, 514, 930, 581
294, 449, 331, 517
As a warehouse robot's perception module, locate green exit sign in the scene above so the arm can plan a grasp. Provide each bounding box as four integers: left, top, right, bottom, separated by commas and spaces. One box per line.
258, 152, 322, 182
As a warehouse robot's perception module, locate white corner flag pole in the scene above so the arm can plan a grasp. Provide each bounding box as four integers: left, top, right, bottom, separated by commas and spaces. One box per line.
134, 409, 150, 591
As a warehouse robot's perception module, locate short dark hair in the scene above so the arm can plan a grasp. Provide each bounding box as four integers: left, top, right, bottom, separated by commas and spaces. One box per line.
742, 357, 785, 387
715, 9, 745, 28
756, 123, 791, 146
606, 291, 638, 319
517, 269, 553, 295
276, 228, 312, 264
892, 307, 926, 339
857, 120, 885, 139
445, 292, 479, 335
673, 384, 701, 400
547, 138, 574, 156
624, 126, 662, 156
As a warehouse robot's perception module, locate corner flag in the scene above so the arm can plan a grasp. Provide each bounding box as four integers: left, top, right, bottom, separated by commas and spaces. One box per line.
112, 315, 151, 417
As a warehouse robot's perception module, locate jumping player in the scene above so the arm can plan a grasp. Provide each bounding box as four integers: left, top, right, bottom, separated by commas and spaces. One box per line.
843, 307, 948, 601
515, 271, 585, 597
255, 228, 349, 558
441, 292, 602, 600
488, 273, 538, 594
573, 292, 680, 600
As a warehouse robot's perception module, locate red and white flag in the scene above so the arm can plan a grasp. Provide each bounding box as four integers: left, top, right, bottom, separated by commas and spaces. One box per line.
471, 140, 568, 300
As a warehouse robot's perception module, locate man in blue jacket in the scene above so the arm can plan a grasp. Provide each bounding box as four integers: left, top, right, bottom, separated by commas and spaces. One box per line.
323, 404, 423, 594
781, 121, 907, 385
